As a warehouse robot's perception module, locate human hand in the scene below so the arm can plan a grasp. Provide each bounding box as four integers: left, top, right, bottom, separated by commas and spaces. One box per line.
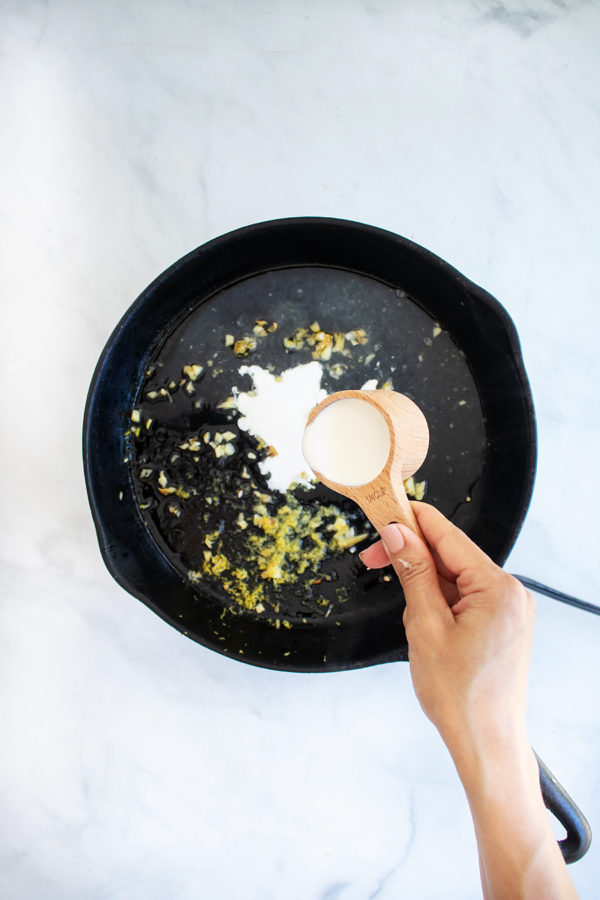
360, 502, 536, 768
362, 503, 578, 898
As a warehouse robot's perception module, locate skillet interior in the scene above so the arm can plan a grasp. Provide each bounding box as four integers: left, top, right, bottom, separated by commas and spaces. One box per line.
83, 218, 536, 671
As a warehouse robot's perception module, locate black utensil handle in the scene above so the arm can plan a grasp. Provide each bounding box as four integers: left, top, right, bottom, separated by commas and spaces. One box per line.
535, 752, 591, 864
512, 575, 600, 616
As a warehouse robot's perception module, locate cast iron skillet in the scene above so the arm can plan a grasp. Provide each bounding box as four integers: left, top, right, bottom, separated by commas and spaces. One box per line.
83, 217, 590, 862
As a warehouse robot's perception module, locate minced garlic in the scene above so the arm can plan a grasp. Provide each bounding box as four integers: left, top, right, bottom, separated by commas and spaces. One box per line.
404, 477, 427, 501
183, 364, 204, 381
233, 336, 257, 357
185, 488, 368, 615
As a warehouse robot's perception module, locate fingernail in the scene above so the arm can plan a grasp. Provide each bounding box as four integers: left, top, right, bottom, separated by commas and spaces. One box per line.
379, 524, 405, 554
357, 553, 372, 570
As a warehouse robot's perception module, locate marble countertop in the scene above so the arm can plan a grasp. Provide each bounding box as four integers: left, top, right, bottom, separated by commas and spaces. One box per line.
1, 1, 599, 897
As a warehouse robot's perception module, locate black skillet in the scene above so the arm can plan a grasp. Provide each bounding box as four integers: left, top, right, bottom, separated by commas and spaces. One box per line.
83, 217, 590, 862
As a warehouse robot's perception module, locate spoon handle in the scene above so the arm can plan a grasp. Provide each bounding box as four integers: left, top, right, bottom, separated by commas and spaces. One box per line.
355, 478, 424, 540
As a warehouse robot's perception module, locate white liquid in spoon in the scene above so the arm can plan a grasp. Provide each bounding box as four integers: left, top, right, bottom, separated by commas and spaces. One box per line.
302, 397, 391, 487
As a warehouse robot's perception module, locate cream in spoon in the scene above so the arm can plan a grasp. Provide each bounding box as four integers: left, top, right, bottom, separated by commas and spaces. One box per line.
302, 397, 390, 486
302, 389, 429, 535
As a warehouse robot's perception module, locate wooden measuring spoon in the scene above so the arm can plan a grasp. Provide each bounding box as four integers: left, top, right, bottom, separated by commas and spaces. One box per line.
302, 389, 429, 536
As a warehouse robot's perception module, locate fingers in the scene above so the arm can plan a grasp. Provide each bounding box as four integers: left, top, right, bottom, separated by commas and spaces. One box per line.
359, 541, 391, 569
359, 502, 497, 613
360, 533, 460, 607
358, 504, 499, 619
359, 502, 475, 583
360, 536, 455, 585
379, 523, 454, 622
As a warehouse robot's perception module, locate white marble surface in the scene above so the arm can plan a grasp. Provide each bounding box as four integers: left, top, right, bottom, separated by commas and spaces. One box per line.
1, 1, 599, 897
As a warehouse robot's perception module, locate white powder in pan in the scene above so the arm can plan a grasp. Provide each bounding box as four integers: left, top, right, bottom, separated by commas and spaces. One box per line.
236, 361, 327, 493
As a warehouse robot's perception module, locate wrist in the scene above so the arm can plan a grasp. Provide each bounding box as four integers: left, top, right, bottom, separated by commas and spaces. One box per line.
442, 718, 538, 802
442, 723, 577, 898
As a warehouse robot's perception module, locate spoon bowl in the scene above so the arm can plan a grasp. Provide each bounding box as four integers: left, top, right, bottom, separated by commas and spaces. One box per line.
303, 389, 429, 535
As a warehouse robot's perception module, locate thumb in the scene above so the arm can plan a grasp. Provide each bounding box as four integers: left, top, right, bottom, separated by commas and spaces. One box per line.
379, 523, 451, 620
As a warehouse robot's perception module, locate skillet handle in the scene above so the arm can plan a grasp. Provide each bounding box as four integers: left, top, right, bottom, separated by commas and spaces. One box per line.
535, 751, 591, 863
